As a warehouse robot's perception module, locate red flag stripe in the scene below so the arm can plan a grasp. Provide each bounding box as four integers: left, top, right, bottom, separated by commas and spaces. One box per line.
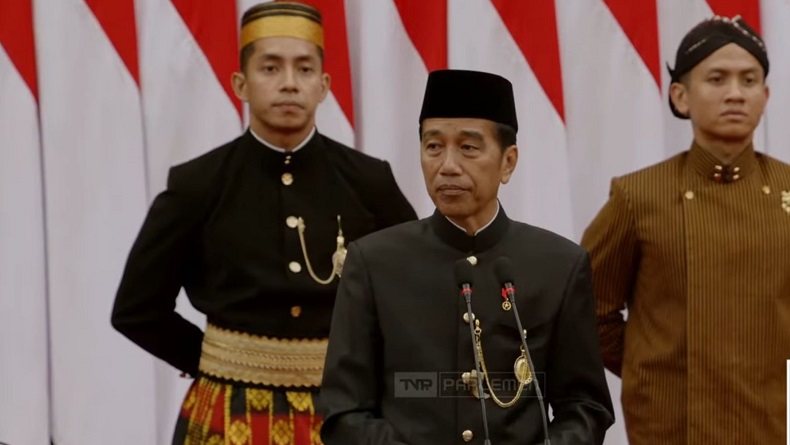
393, 0, 448, 72
171, 0, 241, 118
491, 0, 565, 120
84, 0, 140, 85
0, 0, 38, 99
603, 0, 661, 89
302, 0, 354, 127
706, 0, 761, 35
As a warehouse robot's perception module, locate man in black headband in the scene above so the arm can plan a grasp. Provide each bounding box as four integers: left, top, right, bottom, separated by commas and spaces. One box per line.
582, 15, 790, 445
320, 69, 614, 445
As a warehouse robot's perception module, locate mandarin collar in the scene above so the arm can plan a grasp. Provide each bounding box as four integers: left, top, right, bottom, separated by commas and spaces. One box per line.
688, 141, 757, 183
429, 204, 510, 253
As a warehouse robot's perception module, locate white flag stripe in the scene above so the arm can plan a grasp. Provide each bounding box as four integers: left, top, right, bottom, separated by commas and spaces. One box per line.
557, 0, 665, 242
761, 0, 790, 163
316, 91, 355, 147
345, 0, 435, 217
450, 0, 574, 240
137, 0, 242, 197
0, 44, 50, 445
33, 0, 156, 443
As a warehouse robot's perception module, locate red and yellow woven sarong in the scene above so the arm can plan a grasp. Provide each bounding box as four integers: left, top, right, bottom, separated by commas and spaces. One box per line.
172, 324, 328, 445
172, 378, 322, 445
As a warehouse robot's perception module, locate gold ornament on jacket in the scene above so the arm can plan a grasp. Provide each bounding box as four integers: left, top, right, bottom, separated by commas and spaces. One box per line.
296, 215, 347, 284
468, 319, 533, 408
781, 190, 790, 214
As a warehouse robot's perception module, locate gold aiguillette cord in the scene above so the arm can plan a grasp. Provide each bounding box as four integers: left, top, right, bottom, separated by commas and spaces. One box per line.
296, 215, 347, 285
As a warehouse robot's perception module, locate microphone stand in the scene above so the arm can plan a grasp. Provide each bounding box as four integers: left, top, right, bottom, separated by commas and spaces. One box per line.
504, 283, 550, 445
462, 285, 493, 445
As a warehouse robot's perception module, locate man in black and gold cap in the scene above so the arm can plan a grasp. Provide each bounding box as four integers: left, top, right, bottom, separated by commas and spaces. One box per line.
111, 2, 416, 443
582, 15, 790, 445
320, 69, 614, 445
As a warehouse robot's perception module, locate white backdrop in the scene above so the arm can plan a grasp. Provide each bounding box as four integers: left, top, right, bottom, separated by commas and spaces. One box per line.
1, 0, 789, 444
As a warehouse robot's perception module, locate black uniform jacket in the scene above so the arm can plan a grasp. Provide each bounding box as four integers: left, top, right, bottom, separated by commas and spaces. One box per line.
111, 130, 417, 376
320, 207, 614, 445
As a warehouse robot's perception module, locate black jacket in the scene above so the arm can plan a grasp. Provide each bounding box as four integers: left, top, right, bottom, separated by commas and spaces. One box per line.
111, 130, 417, 375
320, 207, 614, 445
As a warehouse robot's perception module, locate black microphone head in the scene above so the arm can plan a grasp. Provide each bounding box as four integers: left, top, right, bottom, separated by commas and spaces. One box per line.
493, 257, 515, 285
454, 258, 475, 288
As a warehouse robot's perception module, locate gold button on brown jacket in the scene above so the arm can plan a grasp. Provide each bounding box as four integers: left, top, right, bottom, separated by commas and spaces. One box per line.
582, 143, 790, 444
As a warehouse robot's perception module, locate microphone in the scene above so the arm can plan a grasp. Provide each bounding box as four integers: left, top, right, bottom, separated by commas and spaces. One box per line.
493, 257, 550, 445
455, 258, 474, 303
454, 259, 492, 445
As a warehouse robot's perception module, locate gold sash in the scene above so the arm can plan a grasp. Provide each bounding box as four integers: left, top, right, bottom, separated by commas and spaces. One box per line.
198, 323, 328, 387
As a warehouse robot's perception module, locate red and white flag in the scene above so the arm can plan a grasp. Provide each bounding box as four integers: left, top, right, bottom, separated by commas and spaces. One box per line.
33, 0, 156, 442
344, 0, 442, 217
0, 1, 49, 443
451, 0, 574, 239
557, 0, 665, 241
1, 1, 784, 444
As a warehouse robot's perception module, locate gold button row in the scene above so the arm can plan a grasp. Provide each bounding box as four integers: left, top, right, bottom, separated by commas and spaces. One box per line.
686, 186, 774, 199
